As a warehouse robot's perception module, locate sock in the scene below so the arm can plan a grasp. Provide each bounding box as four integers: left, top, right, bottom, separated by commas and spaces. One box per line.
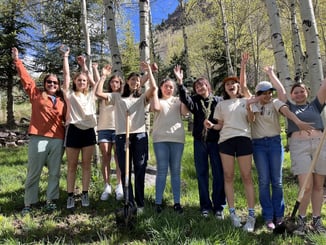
248, 208, 255, 217
229, 207, 235, 215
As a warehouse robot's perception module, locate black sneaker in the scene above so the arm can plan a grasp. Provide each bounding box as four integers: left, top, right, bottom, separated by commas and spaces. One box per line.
21, 206, 32, 216
156, 204, 163, 214
173, 203, 183, 214
293, 215, 307, 236
44, 200, 57, 212
311, 216, 326, 234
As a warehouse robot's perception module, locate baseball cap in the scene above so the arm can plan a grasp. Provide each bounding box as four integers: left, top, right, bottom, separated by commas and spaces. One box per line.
255, 81, 276, 93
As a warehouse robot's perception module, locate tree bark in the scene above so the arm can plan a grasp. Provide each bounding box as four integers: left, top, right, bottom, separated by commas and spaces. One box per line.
264, 0, 292, 94
298, 0, 324, 96
103, 0, 123, 77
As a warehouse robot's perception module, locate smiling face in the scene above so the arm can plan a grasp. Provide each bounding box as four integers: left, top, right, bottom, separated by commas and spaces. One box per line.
160, 80, 174, 99
291, 84, 309, 105
73, 73, 88, 92
109, 76, 122, 93
127, 75, 141, 91
44, 74, 60, 96
193, 78, 210, 98
224, 80, 239, 99
257, 90, 273, 105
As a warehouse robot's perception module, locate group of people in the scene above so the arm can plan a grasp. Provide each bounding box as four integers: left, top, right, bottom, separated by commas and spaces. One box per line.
12, 47, 325, 234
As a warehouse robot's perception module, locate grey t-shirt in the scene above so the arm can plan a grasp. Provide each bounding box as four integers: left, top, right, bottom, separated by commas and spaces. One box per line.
287, 97, 325, 136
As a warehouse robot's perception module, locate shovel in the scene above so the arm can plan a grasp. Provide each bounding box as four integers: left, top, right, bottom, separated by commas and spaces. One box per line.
115, 111, 136, 227
275, 129, 326, 234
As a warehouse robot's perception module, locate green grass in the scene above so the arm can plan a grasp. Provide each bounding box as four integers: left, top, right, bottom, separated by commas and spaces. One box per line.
0, 125, 325, 244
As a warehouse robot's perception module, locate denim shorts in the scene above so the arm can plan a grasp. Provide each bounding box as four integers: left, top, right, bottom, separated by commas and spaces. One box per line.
219, 136, 253, 156
98, 130, 116, 143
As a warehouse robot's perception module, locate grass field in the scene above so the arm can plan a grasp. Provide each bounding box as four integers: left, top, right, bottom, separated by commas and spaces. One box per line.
0, 121, 325, 244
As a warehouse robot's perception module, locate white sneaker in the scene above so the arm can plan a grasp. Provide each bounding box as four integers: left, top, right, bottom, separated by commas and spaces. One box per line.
67, 196, 75, 209
243, 216, 256, 232
115, 184, 124, 201
81, 193, 90, 207
100, 184, 112, 201
230, 213, 242, 227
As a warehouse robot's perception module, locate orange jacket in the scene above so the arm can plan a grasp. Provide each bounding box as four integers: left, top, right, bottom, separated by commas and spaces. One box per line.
14, 59, 66, 139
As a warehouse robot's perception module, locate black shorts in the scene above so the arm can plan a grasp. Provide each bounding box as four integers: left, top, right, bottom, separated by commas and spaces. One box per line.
65, 124, 97, 148
219, 136, 253, 157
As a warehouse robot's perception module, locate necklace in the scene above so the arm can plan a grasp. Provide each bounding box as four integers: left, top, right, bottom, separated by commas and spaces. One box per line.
200, 94, 213, 141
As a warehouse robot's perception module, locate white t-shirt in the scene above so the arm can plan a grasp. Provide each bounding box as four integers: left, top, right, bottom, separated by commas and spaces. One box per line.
213, 98, 251, 143
65, 90, 97, 130
106, 92, 148, 135
97, 99, 115, 131
251, 99, 286, 139
152, 97, 185, 144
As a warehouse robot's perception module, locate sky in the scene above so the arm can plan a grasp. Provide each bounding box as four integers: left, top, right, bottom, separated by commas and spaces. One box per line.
123, 0, 179, 41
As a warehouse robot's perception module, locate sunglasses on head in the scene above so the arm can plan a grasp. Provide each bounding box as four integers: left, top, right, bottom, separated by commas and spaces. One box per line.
46, 80, 59, 85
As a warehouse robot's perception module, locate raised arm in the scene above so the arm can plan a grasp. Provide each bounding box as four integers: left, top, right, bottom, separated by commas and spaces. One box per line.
141, 62, 157, 101
240, 53, 252, 98
317, 77, 326, 104
95, 64, 112, 100
77, 55, 96, 88
92, 63, 100, 83
59, 45, 70, 92
263, 65, 287, 102
174, 65, 195, 112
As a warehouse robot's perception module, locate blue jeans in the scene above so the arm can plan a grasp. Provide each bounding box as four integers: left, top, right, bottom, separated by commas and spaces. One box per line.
116, 132, 148, 207
154, 142, 184, 205
252, 135, 285, 221
194, 139, 226, 212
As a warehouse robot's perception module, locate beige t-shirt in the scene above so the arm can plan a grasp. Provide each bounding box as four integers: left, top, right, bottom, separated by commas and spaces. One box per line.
65, 90, 97, 130
213, 98, 251, 144
251, 99, 286, 139
97, 99, 115, 131
152, 97, 185, 144
107, 92, 147, 135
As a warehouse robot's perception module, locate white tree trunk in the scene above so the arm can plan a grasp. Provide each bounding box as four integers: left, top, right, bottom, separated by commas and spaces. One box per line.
218, 0, 234, 76
290, 0, 305, 83
103, 0, 123, 77
264, 0, 292, 94
139, 0, 150, 63
81, 0, 92, 72
298, 0, 324, 96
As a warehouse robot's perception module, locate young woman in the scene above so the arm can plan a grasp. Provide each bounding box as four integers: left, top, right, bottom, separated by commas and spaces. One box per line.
92, 63, 123, 201
61, 47, 97, 209
210, 76, 256, 232
150, 77, 188, 213
286, 81, 326, 235
175, 65, 226, 219
240, 56, 313, 230
96, 62, 157, 212
12, 47, 66, 214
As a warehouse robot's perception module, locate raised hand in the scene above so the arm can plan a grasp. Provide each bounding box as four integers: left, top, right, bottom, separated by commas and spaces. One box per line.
11, 47, 19, 61
102, 65, 112, 77
174, 65, 183, 83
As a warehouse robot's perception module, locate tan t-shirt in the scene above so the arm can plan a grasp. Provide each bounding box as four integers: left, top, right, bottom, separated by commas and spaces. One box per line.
65, 90, 97, 130
213, 98, 251, 144
106, 92, 147, 135
152, 97, 185, 144
251, 99, 286, 139
97, 99, 115, 131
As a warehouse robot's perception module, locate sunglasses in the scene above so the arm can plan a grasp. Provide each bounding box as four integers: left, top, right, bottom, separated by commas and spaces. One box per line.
46, 80, 59, 85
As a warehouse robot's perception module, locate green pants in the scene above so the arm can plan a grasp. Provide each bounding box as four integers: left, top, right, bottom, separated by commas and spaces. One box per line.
24, 135, 64, 206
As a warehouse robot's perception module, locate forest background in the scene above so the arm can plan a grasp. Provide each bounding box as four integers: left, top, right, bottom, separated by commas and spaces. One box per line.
1, 0, 326, 126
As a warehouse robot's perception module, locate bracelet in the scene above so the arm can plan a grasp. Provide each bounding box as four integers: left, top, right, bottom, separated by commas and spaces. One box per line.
63, 55, 68, 58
